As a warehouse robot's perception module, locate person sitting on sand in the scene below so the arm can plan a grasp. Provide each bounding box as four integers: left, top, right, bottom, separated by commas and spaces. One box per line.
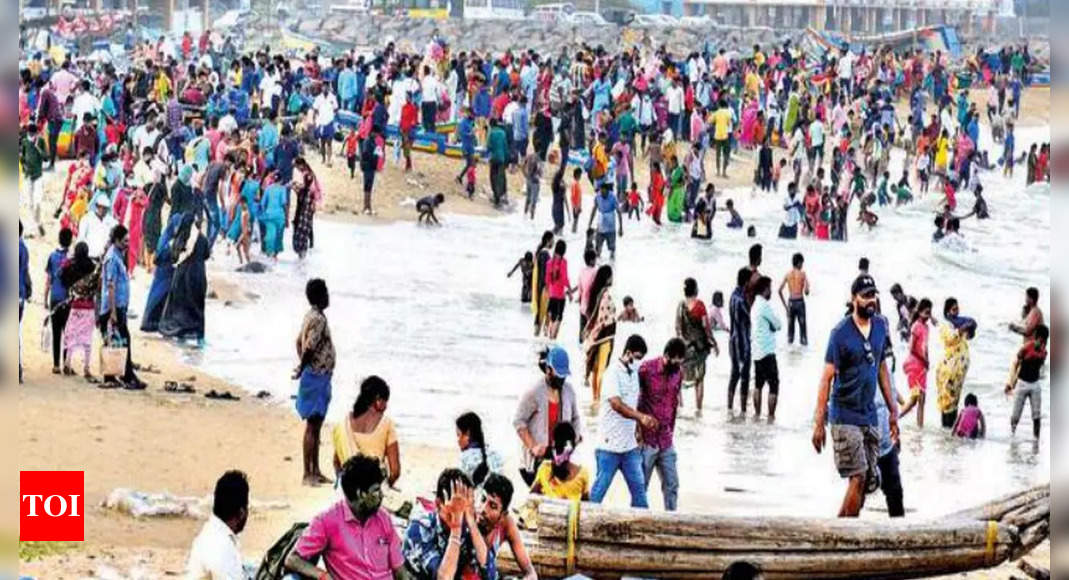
186, 471, 251, 580
333, 376, 401, 488
530, 422, 590, 502
287, 455, 406, 580
476, 474, 538, 580
456, 412, 505, 488
417, 193, 445, 225
403, 469, 491, 580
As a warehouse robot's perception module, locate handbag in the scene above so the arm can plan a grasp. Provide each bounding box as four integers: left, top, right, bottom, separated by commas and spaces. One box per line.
99, 323, 127, 377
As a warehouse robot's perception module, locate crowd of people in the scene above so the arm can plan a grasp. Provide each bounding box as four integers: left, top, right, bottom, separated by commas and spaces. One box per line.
17, 19, 1050, 580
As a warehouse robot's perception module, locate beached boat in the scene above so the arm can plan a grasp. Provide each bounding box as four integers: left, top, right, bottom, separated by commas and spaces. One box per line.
492, 484, 1049, 579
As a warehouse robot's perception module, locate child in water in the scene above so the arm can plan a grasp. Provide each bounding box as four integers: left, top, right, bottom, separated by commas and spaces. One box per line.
709, 291, 729, 333
507, 252, 535, 304
951, 393, 986, 439
876, 171, 891, 206
725, 199, 743, 229
617, 296, 645, 322
627, 182, 643, 221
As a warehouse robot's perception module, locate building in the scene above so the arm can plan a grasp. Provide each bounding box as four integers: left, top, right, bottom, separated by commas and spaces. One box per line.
680, 0, 1002, 34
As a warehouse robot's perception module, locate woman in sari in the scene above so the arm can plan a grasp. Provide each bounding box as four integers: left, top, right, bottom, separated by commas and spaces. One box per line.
935, 297, 978, 429
291, 158, 317, 260
666, 156, 685, 224
676, 278, 718, 414
582, 265, 616, 414
332, 376, 401, 487
531, 231, 554, 337
60, 242, 99, 383
158, 219, 211, 345
141, 212, 191, 333
739, 98, 759, 149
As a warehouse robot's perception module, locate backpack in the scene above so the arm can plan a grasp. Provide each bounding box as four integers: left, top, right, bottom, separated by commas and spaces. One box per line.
254, 523, 309, 580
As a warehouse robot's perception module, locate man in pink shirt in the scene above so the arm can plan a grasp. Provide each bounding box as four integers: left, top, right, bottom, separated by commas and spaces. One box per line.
286, 456, 405, 580
712, 49, 729, 80
50, 60, 80, 106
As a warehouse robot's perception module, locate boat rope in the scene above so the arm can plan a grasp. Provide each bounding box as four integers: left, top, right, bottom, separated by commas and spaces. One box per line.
566, 499, 580, 575
985, 520, 998, 565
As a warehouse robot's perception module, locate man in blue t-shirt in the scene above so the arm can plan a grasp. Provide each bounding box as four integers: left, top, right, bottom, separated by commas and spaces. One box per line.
587, 183, 624, 261
812, 275, 899, 517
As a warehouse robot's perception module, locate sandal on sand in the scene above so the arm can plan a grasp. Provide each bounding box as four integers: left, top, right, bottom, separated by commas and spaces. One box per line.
123, 379, 148, 391
205, 390, 240, 401
99, 381, 121, 390
63, 367, 76, 377
164, 381, 194, 393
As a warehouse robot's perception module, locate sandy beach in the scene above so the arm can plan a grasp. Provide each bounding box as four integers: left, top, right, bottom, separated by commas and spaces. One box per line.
16, 88, 1053, 579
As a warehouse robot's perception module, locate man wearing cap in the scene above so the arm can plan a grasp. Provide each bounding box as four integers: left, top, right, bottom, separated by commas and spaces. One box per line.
812, 275, 899, 518
77, 195, 118, 259
514, 346, 584, 486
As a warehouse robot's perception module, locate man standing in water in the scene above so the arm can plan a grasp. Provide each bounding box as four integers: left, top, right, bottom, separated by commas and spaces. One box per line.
638, 338, 687, 512
812, 275, 899, 518
1009, 287, 1045, 341
588, 183, 624, 261
750, 276, 782, 419
294, 279, 336, 487
778, 253, 810, 348
728, 267, 753, 414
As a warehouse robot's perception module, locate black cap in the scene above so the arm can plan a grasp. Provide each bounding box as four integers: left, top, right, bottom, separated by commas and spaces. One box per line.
852, 275, 878, 297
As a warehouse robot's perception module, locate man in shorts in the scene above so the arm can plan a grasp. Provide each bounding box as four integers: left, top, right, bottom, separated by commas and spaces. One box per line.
587, 183, 624, 261
812, 275, 899, 517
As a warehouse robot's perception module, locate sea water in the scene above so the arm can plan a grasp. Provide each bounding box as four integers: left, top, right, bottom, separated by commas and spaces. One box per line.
190, 125, 1050, 519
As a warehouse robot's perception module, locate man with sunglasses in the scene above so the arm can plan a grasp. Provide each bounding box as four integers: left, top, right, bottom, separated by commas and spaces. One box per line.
812, 275, 899, 518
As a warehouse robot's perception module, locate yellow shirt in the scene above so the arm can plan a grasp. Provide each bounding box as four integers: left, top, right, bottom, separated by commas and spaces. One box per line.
155, 73, 172, 102
744, 72, 761, 99
534, 461, 590, 502
332, 415, 399, 465
712, 108, 733, 141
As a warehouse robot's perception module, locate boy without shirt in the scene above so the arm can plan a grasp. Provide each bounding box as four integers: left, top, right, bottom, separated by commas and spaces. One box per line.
778, 253, 810, 347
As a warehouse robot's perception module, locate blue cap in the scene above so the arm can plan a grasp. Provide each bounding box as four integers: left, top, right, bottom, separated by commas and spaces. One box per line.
546, 346, 571, 378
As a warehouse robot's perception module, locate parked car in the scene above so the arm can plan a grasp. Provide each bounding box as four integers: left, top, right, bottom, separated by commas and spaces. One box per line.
632, 13, 677, 27
680, 14, 716, 27
601, 7, 634, 26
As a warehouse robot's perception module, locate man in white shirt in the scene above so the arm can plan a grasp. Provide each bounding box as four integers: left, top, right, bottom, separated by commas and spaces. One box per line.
186, 471, 250, 580
838, 51, 855, 96
750, 276, 783, 418
312, 84, 338, 167
420, 65, 441, 134
590, 335, 655, 509
666, 79, 684, 139
77, 197, 118, 259
132, 116, 161, 157
70, 80, 100, 130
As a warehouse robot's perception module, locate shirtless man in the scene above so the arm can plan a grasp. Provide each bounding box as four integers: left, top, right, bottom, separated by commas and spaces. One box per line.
1009, 287, 1045, 342
778, 253, 810, 347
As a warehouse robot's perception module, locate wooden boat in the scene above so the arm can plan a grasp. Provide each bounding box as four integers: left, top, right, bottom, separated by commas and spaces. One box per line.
492, 484, 1049, 580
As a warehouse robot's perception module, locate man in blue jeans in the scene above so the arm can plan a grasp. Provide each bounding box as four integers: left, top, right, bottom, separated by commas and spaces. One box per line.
591, 335, 654, 508
638, 338, 687, 511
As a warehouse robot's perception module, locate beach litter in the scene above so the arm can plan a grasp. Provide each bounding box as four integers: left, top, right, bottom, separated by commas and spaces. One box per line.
102, 489, 289, 520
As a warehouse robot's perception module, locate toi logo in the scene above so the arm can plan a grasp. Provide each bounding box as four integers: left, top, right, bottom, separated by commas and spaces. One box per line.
20, 471, 85, 541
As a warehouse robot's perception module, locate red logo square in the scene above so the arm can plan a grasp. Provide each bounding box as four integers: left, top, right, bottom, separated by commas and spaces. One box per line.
20, 471, 85, 541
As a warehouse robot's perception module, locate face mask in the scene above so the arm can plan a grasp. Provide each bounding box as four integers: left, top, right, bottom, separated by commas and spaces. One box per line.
664, 362, 680, 375
351, 486, 383, 519
549, 376, 565, 390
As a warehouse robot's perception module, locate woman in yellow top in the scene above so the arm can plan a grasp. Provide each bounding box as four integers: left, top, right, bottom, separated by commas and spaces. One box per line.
530, 423, 590, 502
332, 376, 402, 486
934, 129, 950, 174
